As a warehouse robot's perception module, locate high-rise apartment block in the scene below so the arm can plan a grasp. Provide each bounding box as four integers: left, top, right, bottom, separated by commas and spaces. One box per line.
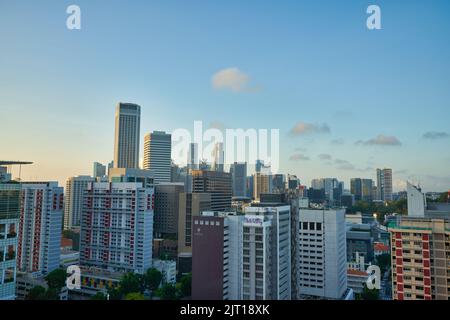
389, 216, 450, 300
143, 131, 172, 183
80, 182, 154, 274
17, 182, 63, 275
114, 103, 141, 169
64, 176, 95, 229
376, 168, 393, 202
0, 183, 21, 300
296, 208, 348, 300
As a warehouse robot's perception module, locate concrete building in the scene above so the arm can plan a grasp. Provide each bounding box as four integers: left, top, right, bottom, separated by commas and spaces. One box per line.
15, 272, 68, 300
230, 162, 247, 197
211, 142, 224, 172
350, 178, 374, 202
297, 208, 348, 300
64, 176, 95, 229
154, 183, 184, 238
93, 162, 106, 179
177, 192, 211, 275
272, 174, 285, 193
347, 269, 370, 295
407, 182, 426, 218
114, 102, 141, 169
17, 182, 63, 275
388, 215, 450, 300
376, 168, 393, 202
311, 178, 341, 203
192, 212, 243, 300
80, 182, 154, 274
108, 167, 154, 188
0, 183, 21, 300
187, 143, 199, 172
253, 172, 271, 202
346, 223, 374, 264
191, 170, 232, 212
153, 259, 177, 285
143, 131, 172, 183
244, 205, 291, 300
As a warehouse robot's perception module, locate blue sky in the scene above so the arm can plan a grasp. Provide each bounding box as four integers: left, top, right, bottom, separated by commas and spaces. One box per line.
1, 0, 450, 191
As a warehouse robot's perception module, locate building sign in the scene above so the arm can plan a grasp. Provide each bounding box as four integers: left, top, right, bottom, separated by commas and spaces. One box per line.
244, 215, 264, 227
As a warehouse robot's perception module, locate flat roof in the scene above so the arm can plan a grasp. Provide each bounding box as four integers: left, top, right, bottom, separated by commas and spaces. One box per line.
0, 161, 33, 166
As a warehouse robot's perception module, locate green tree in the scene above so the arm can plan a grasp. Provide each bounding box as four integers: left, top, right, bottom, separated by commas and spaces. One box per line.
119, 272, 144, 296
26, 285, 47, 300
361, 283, 379, 300
179, 273, 192, 297
158, 283, 178, 300
125, 292, 146, 300
144, 268, 162, 293
107, 287, 122, 300
376, 253, 391, 274
45, 269, 67, 291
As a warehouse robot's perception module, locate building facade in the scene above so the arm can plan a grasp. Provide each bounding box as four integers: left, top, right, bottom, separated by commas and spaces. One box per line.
376, 168, 393, 202
64, 176, 95, 229
143, 131, 172, 183
17, 182, 63, 275
80, 182, 154, 274
114, 102, 141, 169
191, 170, 232, 212
297, 208, 348, 299
389, 216, 450, 300
230, 162, 247, 197
154, 183, 184, 237
0, 183, 21, 300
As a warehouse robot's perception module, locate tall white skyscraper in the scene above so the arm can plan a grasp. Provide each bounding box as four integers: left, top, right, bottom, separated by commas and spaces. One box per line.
376, 168, 393, 201
64, 176, 95, 229
143, 131, 172, 183
114, 103, 141, 169
211, 142, 224, 172
80, 182, 154, 274
296, 208, 348, 300
17, 182, 63, 275
243, 205, 291, 300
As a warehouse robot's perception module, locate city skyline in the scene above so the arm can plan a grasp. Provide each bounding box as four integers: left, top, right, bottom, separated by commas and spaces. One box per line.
1, 0, 450, 191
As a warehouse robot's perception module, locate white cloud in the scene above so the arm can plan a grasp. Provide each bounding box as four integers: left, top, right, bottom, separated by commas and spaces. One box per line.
212, 67, 252, 93
290, 153, 310, 161
355, 134, 402, 146
289, 122, 330, 136
423, 131, 449, 140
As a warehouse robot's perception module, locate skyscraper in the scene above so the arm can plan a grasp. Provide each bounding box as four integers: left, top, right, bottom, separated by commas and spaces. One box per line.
191, 170, 232, 212
230, 162, 247, 197
253, 172, 271, 201
187, 142, 199, 172
192, 212, 243, 300
93, 162, 106, 179
64, 176, 95, 229
0, 183, 21, 300
376, 168, 393, 202
211, 142, 224, 172
407, 182, 426, 218
17, 182, 63, 275
154, 183, 184, 238
80, 182, 154, 274
389, 215, 450, 300
143, 131, 172, 183
243, 204, 292, 300
350, 178, 374, 202
296, 208, 348, 300
114, 103, 141, 169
